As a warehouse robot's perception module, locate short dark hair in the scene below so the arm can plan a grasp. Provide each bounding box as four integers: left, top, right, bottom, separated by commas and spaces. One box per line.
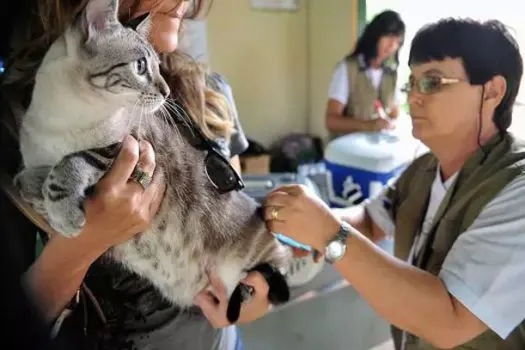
350, 10, 405, 68
409, 18, 523, 132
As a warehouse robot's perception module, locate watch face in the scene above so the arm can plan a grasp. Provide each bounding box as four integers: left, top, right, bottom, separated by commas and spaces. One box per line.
326, 241, 345, 260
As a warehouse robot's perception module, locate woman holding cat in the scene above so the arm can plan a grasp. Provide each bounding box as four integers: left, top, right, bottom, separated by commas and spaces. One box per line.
0, 0, 271, 349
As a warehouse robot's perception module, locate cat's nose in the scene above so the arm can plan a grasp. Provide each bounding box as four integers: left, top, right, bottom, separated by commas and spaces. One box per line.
157, 82, 170, 99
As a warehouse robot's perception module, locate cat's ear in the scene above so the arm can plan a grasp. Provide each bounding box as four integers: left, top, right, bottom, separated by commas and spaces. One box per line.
82, 0, 119, 38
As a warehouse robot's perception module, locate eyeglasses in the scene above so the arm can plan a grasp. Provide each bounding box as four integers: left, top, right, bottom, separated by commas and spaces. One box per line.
176, 117, 245, 194
402, 75, 461, 94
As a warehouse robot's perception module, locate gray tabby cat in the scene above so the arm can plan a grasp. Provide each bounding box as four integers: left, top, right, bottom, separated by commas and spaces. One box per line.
15, 0, 292, 309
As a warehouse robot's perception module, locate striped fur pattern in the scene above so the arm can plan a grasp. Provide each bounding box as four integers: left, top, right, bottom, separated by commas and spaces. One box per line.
15, 0, 292, 308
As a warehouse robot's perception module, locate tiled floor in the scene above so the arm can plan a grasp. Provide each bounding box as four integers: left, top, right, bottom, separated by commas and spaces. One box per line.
240, 281, 392, 350
369, 340, 395, 350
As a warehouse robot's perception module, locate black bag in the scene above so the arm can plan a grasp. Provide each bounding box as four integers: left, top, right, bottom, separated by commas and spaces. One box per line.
269, 133, 323, 173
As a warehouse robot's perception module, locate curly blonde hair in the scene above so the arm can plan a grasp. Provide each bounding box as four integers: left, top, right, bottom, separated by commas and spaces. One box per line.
1, 0, 233, 140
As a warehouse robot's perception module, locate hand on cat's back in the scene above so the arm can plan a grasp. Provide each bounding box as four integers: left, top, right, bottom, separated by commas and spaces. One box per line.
194, 271, 271, 328
77, 135, 166, 255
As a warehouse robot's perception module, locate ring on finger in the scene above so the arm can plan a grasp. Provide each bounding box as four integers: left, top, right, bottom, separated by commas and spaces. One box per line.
130, 168, 153, 190
271, 207, 280, 220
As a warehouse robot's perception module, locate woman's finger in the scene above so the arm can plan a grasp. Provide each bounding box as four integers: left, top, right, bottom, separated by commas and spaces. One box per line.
266, 219, 286, 234
128, 140, 156, 191
263, 205, 293, 222
193, 291, 219, 317
269, 184, 305, 196
100, 135, 140, 187
144, 179, 166, 217
208, 271, 228, 302
264, 191, 294, 208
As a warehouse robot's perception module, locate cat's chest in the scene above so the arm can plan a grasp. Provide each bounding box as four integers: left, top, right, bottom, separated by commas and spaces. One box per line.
20, 119, 129, 167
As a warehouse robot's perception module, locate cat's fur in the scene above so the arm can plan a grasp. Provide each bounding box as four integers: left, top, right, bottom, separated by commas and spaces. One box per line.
15, 0, 292, 307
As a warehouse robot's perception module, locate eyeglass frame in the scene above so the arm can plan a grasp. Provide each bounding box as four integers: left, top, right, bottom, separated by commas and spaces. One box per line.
401, 75, 462, 95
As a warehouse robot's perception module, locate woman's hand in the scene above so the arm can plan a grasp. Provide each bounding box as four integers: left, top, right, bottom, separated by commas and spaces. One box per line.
76, 135, 166, 258
194, 271, 271, 328
264, 185, 342, 251
25, 135, 165, 322
368, 118, 394, 132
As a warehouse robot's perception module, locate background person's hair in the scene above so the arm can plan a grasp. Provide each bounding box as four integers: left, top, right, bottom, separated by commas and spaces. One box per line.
349, 10, 405, 68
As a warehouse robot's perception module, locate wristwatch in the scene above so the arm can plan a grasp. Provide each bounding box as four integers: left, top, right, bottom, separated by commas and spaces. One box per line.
324, 221, 352, 264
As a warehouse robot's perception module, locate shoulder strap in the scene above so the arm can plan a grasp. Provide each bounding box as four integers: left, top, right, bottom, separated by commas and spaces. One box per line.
345, 57, 359, 101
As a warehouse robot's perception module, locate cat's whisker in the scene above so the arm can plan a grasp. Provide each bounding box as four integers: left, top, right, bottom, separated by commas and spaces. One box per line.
158, 105, 183, 141
163, 100, 195, 136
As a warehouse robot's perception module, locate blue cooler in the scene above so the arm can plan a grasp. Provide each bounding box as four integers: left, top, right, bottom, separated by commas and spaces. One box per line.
324, 131, 423, 208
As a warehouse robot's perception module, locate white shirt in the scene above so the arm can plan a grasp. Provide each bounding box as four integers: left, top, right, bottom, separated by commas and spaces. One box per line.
328, 60, 404, 106
366, 170, 525, 339
411, 169, 458, 260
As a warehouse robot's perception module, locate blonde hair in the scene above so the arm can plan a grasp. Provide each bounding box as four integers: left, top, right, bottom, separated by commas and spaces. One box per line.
1, 0, 233, 140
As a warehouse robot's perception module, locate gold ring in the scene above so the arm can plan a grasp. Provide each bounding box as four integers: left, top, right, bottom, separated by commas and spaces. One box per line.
271, 207, 279, 220
130, 168, 153, 190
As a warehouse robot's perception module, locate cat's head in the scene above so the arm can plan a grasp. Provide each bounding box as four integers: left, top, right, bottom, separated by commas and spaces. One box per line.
67, 0, 170, 113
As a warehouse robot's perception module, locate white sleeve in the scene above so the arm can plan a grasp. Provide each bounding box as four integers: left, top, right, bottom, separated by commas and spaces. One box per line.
439, 175, 525, 339
364, 187, 395, 238
328, 61, 349, 104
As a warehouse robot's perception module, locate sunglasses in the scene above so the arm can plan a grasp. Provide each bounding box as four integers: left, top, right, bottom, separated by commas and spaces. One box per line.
402, 75, 461, 94
176, 117, 245, 194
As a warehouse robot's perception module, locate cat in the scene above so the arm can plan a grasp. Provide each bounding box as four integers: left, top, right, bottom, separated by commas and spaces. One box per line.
14, 0, 292, 312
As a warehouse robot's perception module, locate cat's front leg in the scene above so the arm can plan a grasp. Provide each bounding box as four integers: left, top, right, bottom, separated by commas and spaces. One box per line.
43, 151, 109, 237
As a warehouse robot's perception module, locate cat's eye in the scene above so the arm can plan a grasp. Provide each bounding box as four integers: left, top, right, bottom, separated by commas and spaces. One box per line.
135, 58, 147, 75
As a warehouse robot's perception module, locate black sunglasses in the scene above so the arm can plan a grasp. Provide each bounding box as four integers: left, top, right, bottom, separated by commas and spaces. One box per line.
176, 116, 245, 194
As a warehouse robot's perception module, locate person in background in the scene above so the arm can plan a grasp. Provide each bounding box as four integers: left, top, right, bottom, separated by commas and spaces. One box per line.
266, 18, 525, 349
326, 10, 405, 140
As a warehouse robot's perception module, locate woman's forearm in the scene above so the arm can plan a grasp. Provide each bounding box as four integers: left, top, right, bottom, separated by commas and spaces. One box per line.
22, 234, 104, 323
326, 114, 372, 134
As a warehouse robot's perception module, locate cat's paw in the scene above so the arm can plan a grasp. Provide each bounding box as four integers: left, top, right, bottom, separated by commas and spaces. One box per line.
14, 166, 51, 213
46, 200, 86, 238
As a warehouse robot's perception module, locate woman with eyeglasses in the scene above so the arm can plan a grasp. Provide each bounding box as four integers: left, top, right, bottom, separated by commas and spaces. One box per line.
0, 1, 269, 349
265, 18, 525, 349
326, 10, 405, 140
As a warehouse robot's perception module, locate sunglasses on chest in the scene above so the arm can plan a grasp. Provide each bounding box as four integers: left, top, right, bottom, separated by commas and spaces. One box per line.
173, 113, 245, 194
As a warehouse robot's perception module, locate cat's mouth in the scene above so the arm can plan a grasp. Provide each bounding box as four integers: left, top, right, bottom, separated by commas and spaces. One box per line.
139, 96, 166, 113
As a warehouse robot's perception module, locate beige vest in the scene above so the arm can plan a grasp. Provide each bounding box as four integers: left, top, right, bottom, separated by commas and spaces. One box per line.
330, 56, 397, 140
384, 133, 525, 349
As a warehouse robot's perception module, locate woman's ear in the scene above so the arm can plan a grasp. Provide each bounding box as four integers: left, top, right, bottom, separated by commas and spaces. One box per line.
484, 75, 507, 105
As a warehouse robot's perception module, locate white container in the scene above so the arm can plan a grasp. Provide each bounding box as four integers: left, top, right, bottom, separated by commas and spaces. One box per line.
324, 122, 427, 207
